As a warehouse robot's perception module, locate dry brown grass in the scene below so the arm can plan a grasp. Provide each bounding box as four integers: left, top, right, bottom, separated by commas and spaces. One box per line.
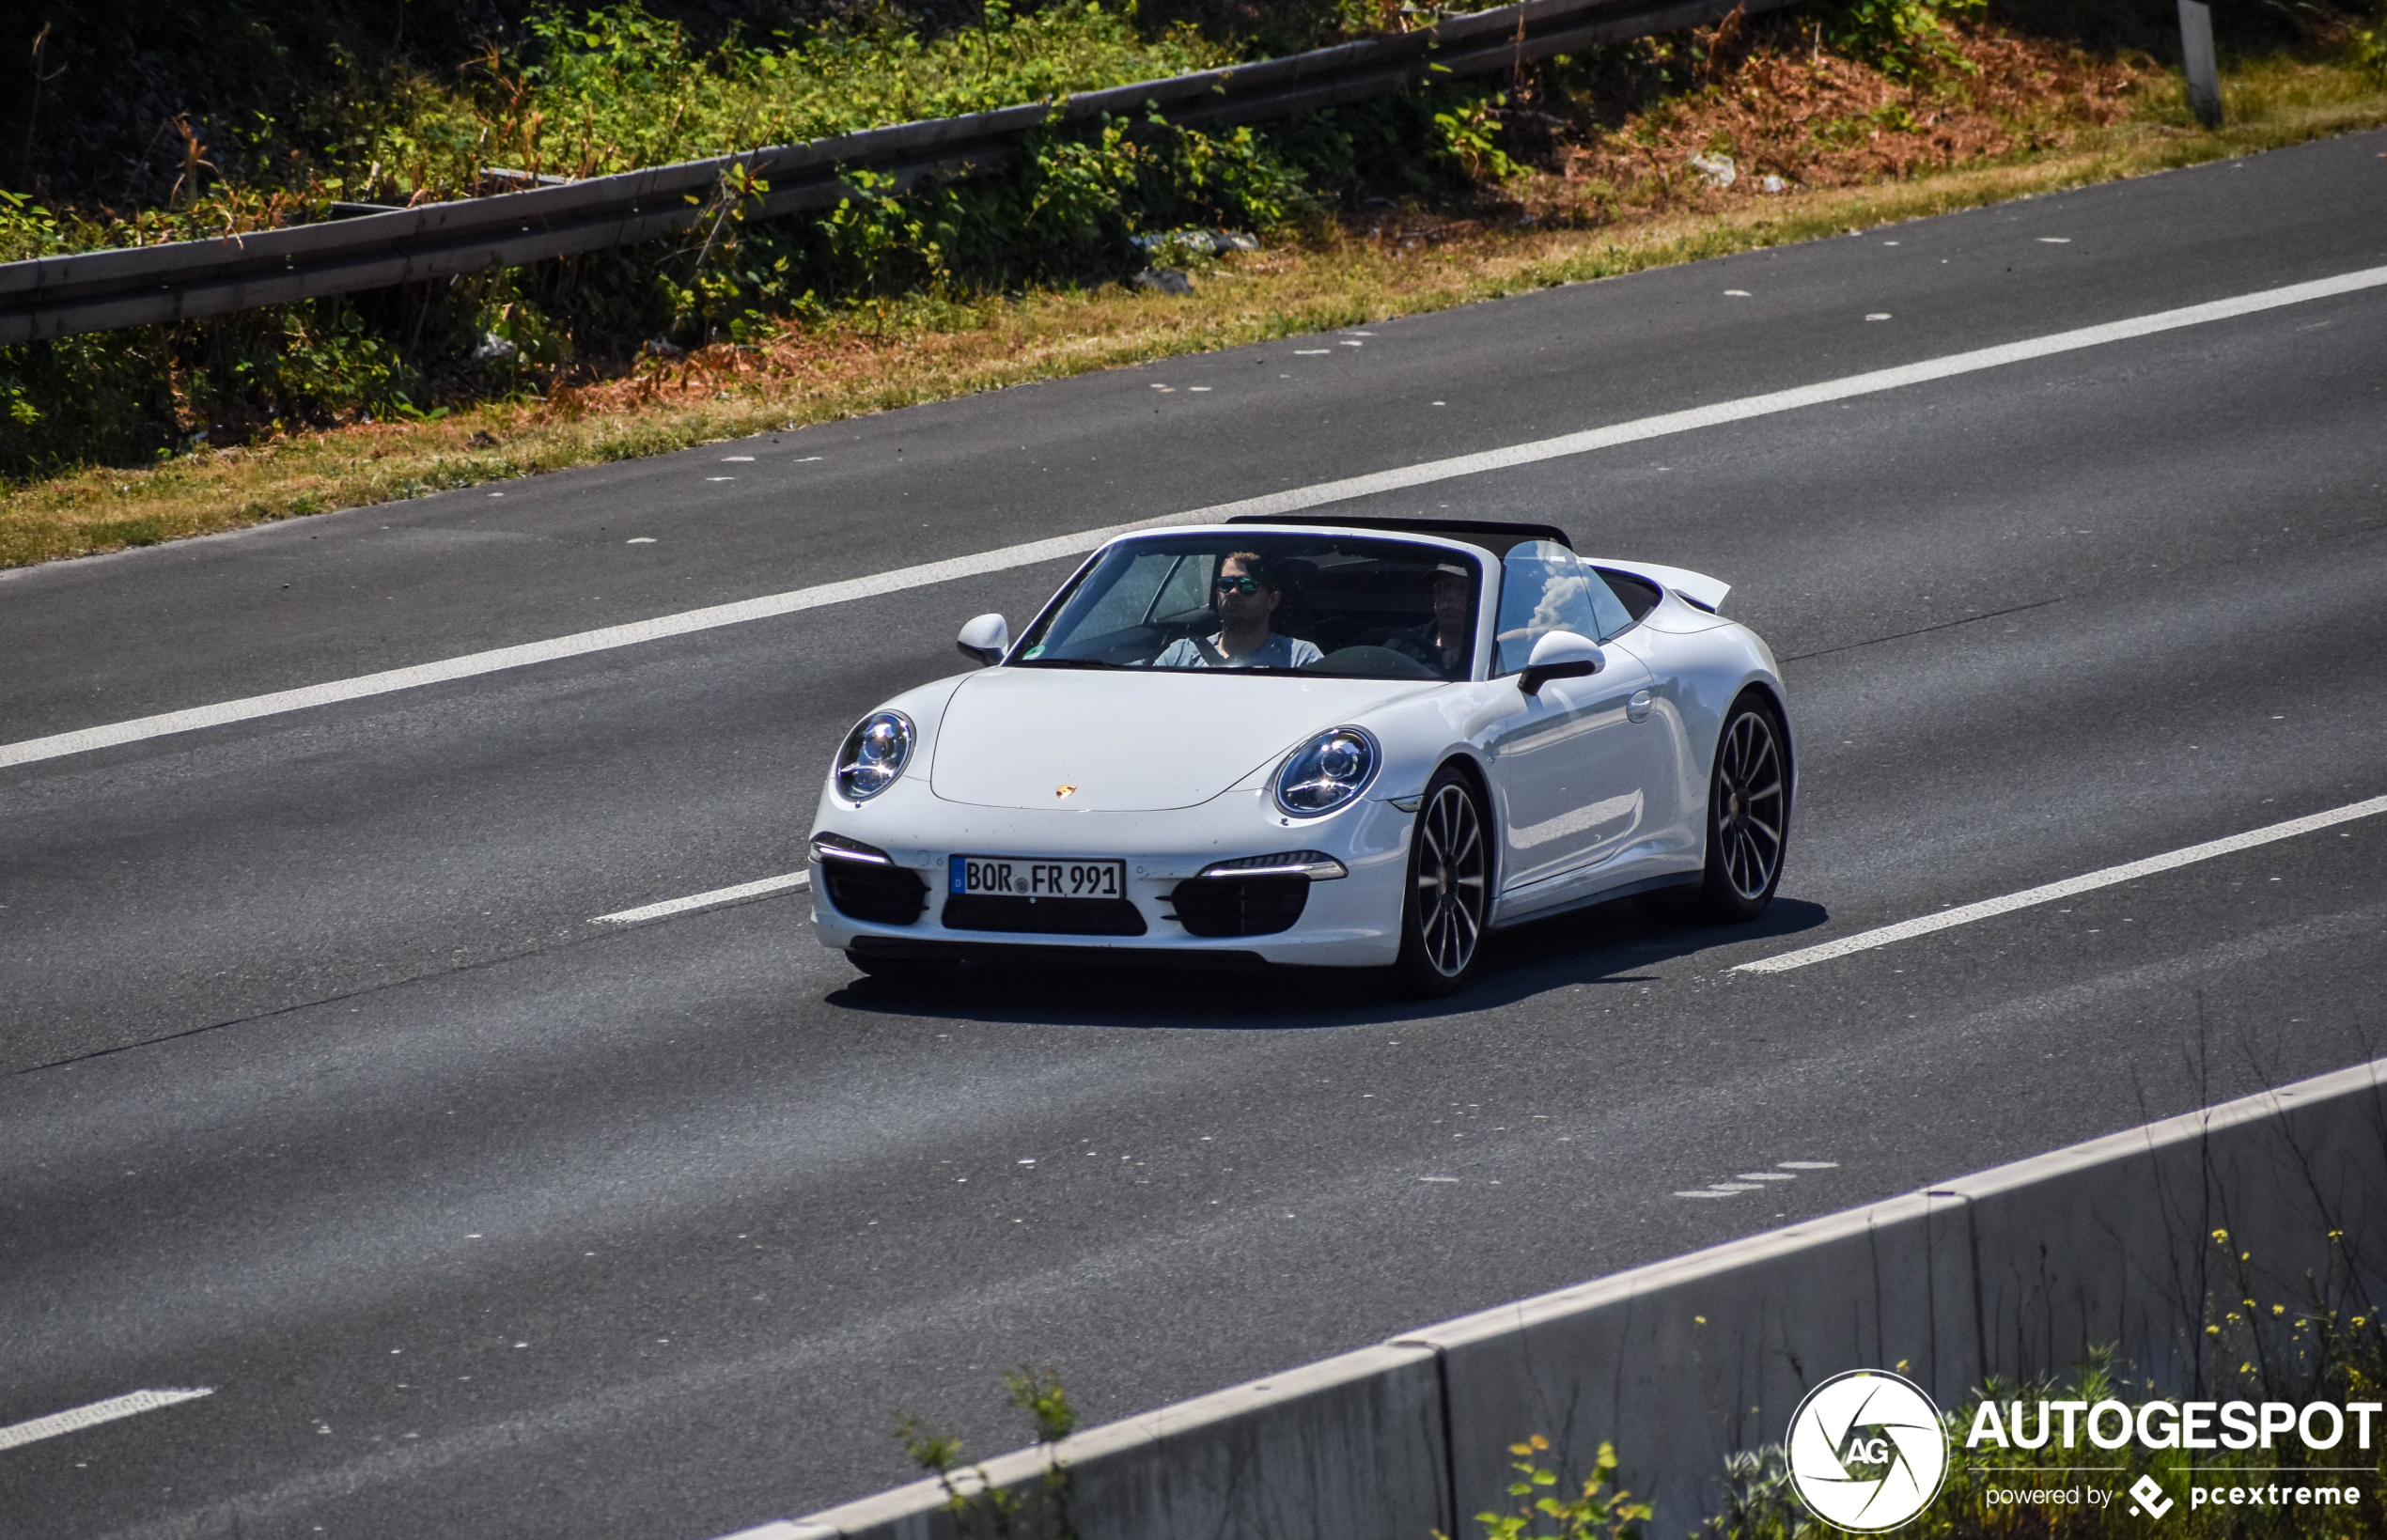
6, 37, 2382, 571
1536, 21, 2156, 209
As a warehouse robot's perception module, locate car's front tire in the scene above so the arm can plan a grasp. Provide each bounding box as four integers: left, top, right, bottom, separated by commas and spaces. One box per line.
1393, 767, 1491, 997
1697, 694, 1790, 922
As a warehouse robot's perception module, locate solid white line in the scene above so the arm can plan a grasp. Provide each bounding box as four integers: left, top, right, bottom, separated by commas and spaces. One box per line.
1736, 793, 2387, 973
8, 262, 2383, 773
0, 1389, 213, 1454
592, 869, 810, 926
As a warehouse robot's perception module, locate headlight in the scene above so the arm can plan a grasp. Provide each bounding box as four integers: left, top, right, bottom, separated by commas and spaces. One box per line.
1273, 726, 1380, 817
835, 710, 915, 801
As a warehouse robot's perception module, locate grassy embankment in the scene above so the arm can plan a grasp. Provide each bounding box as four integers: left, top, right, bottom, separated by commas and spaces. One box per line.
4, 6, 2384, 569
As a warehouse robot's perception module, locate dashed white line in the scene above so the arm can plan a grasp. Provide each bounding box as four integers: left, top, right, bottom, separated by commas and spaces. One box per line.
0, 1389, 212, 1453
8, 261, 2383, 772
592, 870, 811, 926
1737, 793, 2387, 973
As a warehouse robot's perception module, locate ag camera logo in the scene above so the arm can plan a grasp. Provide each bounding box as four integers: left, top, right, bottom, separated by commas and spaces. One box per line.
1788, 1370, 1951, 1531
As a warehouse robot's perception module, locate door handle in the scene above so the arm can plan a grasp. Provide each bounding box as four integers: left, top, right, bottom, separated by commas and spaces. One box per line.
1627, 689, 1653, 723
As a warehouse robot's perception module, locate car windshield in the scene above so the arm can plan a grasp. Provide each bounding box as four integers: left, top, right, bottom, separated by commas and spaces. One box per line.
1011, 534, 1482, 680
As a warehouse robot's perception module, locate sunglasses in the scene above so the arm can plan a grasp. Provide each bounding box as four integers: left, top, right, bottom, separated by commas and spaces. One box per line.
1214, 575, 1264, 596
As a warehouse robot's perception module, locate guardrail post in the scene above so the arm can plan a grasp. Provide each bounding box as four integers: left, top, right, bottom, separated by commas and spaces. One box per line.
2177, 0, 2223, 129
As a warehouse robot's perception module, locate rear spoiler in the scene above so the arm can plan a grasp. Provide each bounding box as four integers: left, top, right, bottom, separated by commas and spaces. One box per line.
1588, 559, 1731, 614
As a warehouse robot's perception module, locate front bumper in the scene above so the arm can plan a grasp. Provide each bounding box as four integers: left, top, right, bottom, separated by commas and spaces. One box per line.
808, 781, 1414, 968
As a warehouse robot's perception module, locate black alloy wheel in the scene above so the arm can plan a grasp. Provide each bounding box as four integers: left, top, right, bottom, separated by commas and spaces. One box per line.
1395, 767, 1491, 996
1698, 697, 1789, 921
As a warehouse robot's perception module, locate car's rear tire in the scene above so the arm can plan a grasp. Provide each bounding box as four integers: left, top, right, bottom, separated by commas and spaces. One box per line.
1393, 767, 1491, 997
1697, 696, 1790, 922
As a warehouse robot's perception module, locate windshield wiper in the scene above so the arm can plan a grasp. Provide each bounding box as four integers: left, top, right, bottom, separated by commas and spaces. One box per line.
1016, 656, 1116, 669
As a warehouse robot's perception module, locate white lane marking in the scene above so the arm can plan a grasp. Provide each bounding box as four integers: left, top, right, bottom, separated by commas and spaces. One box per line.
0, 1389, 213, 1453
1737, 792, 2387, 973
592, 869, 810, 926
8, 262, 2383, 775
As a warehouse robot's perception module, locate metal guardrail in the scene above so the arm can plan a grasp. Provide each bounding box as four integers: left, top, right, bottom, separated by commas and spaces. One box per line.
0, 0, 1793, 345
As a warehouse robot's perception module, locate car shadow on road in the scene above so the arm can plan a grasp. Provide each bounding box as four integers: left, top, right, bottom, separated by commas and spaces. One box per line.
820, 894, 1831, 1030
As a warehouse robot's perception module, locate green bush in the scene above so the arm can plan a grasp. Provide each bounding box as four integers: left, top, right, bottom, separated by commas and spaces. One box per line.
2354, 5, 2387, 79
0, 334, 179, 482
1808, 0, 1989, 78
4, 0, 1511, 481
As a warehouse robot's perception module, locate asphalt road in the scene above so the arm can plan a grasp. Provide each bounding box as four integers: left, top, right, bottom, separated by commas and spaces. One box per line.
3, 128, 2384, 1540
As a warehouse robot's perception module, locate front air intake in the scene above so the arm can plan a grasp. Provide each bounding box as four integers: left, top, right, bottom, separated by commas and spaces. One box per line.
1169, 874, 1310, 938
812, 834, 928, 926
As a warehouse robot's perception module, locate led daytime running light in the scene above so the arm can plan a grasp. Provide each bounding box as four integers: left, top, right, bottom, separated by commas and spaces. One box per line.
1197, 851, 1349, 879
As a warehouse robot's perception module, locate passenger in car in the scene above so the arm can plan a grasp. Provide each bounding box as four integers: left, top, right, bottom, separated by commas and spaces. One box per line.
1148, 552, 1325, 670
1380, 568, 1474, 677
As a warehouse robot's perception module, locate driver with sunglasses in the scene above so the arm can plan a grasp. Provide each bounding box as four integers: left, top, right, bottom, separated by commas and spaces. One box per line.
1147, 552, 1323, 670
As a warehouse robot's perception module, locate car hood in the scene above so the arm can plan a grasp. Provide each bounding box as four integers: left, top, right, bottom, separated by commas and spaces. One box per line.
929, 668, 1430, 812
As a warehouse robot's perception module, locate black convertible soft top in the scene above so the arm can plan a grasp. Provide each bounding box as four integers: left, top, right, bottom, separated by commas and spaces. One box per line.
1224, 514, 1570, 558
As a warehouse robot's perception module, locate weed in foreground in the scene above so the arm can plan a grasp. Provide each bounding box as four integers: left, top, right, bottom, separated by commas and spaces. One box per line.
1454, 1436, 1653, 1540
897, 1367, 1082, 1540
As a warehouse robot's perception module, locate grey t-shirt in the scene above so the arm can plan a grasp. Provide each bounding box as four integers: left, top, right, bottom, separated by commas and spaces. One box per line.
1150, 632, 1324, 670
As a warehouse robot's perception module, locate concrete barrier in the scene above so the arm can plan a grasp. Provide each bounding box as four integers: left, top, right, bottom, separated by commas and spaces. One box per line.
762, 1060, 2387, 1540
758, 1344, 1449, 1540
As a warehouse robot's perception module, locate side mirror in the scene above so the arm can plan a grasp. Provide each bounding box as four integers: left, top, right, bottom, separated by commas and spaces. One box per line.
1519, 630, 1603, 696
957, 614, 1009, 667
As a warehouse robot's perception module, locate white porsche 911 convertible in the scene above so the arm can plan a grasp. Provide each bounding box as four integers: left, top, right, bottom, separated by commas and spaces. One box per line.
807, 516, 1792, 995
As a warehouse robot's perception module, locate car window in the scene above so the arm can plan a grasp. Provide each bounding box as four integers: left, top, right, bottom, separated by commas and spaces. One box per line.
1144, 552, 1210, 624
1595, 568, 1662, 622
1067, 550, 1181, 638
1493, 541, 1632, 672
1012, 533, 1483, 679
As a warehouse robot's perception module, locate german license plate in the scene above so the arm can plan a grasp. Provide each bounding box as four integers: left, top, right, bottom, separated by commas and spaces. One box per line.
949, 855, 1126, 899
